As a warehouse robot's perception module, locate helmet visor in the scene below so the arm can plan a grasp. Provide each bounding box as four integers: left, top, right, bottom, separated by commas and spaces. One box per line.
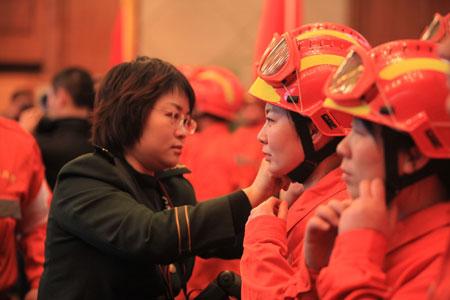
260, 36, 290, 76
328, 49, 365, 96
257, 32, 299, 87
421, 14, 444, 42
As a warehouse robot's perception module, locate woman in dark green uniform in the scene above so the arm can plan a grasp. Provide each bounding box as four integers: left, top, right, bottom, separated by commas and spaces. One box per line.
38, 57, 284, 300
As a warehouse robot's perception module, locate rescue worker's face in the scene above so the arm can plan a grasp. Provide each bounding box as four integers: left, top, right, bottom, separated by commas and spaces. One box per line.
257, 104, 304, 176
337, 118, 384, 199
126, 90, 190, 174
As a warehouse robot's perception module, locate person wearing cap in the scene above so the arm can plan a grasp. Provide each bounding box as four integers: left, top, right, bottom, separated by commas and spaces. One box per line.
239, 23, 370, 299
305, 39, 450, 299
422, 12, 450, 116
178, 65, 246, 297
427, 15, 450, 300
37, 57, 286, 300
180, 65, 245, 200
19, 67, 95, 189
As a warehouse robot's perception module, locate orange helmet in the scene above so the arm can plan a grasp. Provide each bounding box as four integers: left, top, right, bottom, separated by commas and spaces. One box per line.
420, 13, 450, 43
324, 39, 450, 159
249, 22, 371, 136
185, 66, 245, 121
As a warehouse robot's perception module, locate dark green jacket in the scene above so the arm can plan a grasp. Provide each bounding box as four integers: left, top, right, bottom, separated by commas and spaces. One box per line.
38, 149, 251, 300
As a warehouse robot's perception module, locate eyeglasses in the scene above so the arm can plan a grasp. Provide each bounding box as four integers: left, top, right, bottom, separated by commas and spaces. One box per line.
154, 109, 197, 134
421, 13, 450, 43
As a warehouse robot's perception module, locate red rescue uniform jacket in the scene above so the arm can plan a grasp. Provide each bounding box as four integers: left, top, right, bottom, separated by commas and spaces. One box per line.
317, 202, 450, 300
0, 117, 51, 291
429, 237, 450, 300
241, 168, 347, 299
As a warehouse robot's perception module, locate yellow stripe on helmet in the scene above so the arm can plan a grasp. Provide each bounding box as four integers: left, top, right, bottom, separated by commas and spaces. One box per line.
296, 29, 361, 46
249, 55, 344, 103
300, 54, 345, 71
323, 97, 371, 116
197, 70, 235, 104
379, 58, 449, 80
248, 77, 281, 103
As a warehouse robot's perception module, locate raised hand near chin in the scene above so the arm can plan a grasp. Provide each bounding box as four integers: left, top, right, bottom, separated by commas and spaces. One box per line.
339, 178, 397, 237
248, 197, 289, 221
279, 182, 304, 207
304, 199, 352, 271
244, 159, 291, 208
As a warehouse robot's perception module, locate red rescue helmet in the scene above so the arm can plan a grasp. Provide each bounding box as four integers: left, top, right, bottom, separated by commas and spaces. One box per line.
186, 66, 245, 121
324, 39, 450, 159
249, 22, 371, 136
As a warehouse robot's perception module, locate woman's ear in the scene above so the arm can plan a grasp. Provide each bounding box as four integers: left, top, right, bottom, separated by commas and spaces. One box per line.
399, 146, 430, 175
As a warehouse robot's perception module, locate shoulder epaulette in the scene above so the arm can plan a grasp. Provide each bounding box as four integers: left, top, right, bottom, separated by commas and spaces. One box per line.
157, 164, 191, 179
94, 145, 115, 164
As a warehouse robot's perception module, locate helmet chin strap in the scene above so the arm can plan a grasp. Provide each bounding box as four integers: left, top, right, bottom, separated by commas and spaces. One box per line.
382, 126, 434, 205
287, 111, 342, 183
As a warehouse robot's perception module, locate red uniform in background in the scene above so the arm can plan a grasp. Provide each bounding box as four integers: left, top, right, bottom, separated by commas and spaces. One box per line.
179, 66, 246, 298
182, 123, 237, 201
0, 117, 51, 295
230, 123, 264, 189
181, 123, 241, 298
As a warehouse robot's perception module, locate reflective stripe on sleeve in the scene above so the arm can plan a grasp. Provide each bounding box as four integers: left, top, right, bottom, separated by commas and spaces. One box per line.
20, 181, 51, 233
0, 199, 21, 219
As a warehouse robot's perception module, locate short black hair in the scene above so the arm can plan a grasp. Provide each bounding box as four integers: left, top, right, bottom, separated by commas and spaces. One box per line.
52, 67, 95, 109
92, 56, 195, 155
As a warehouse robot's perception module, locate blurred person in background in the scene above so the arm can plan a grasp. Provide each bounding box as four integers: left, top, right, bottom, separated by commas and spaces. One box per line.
180, 65, 245, 199
422, 12, 450, 300
20, 67, 95, 189
0, 116, 52, 300
178, 65, 246, 298
1, 89, 35, 121
239, 23, 371, 299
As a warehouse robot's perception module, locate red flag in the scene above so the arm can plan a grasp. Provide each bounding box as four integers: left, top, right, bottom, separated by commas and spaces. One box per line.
109, 9, 123, 66
109, 0, 137, 67
253, 0, 303, 77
